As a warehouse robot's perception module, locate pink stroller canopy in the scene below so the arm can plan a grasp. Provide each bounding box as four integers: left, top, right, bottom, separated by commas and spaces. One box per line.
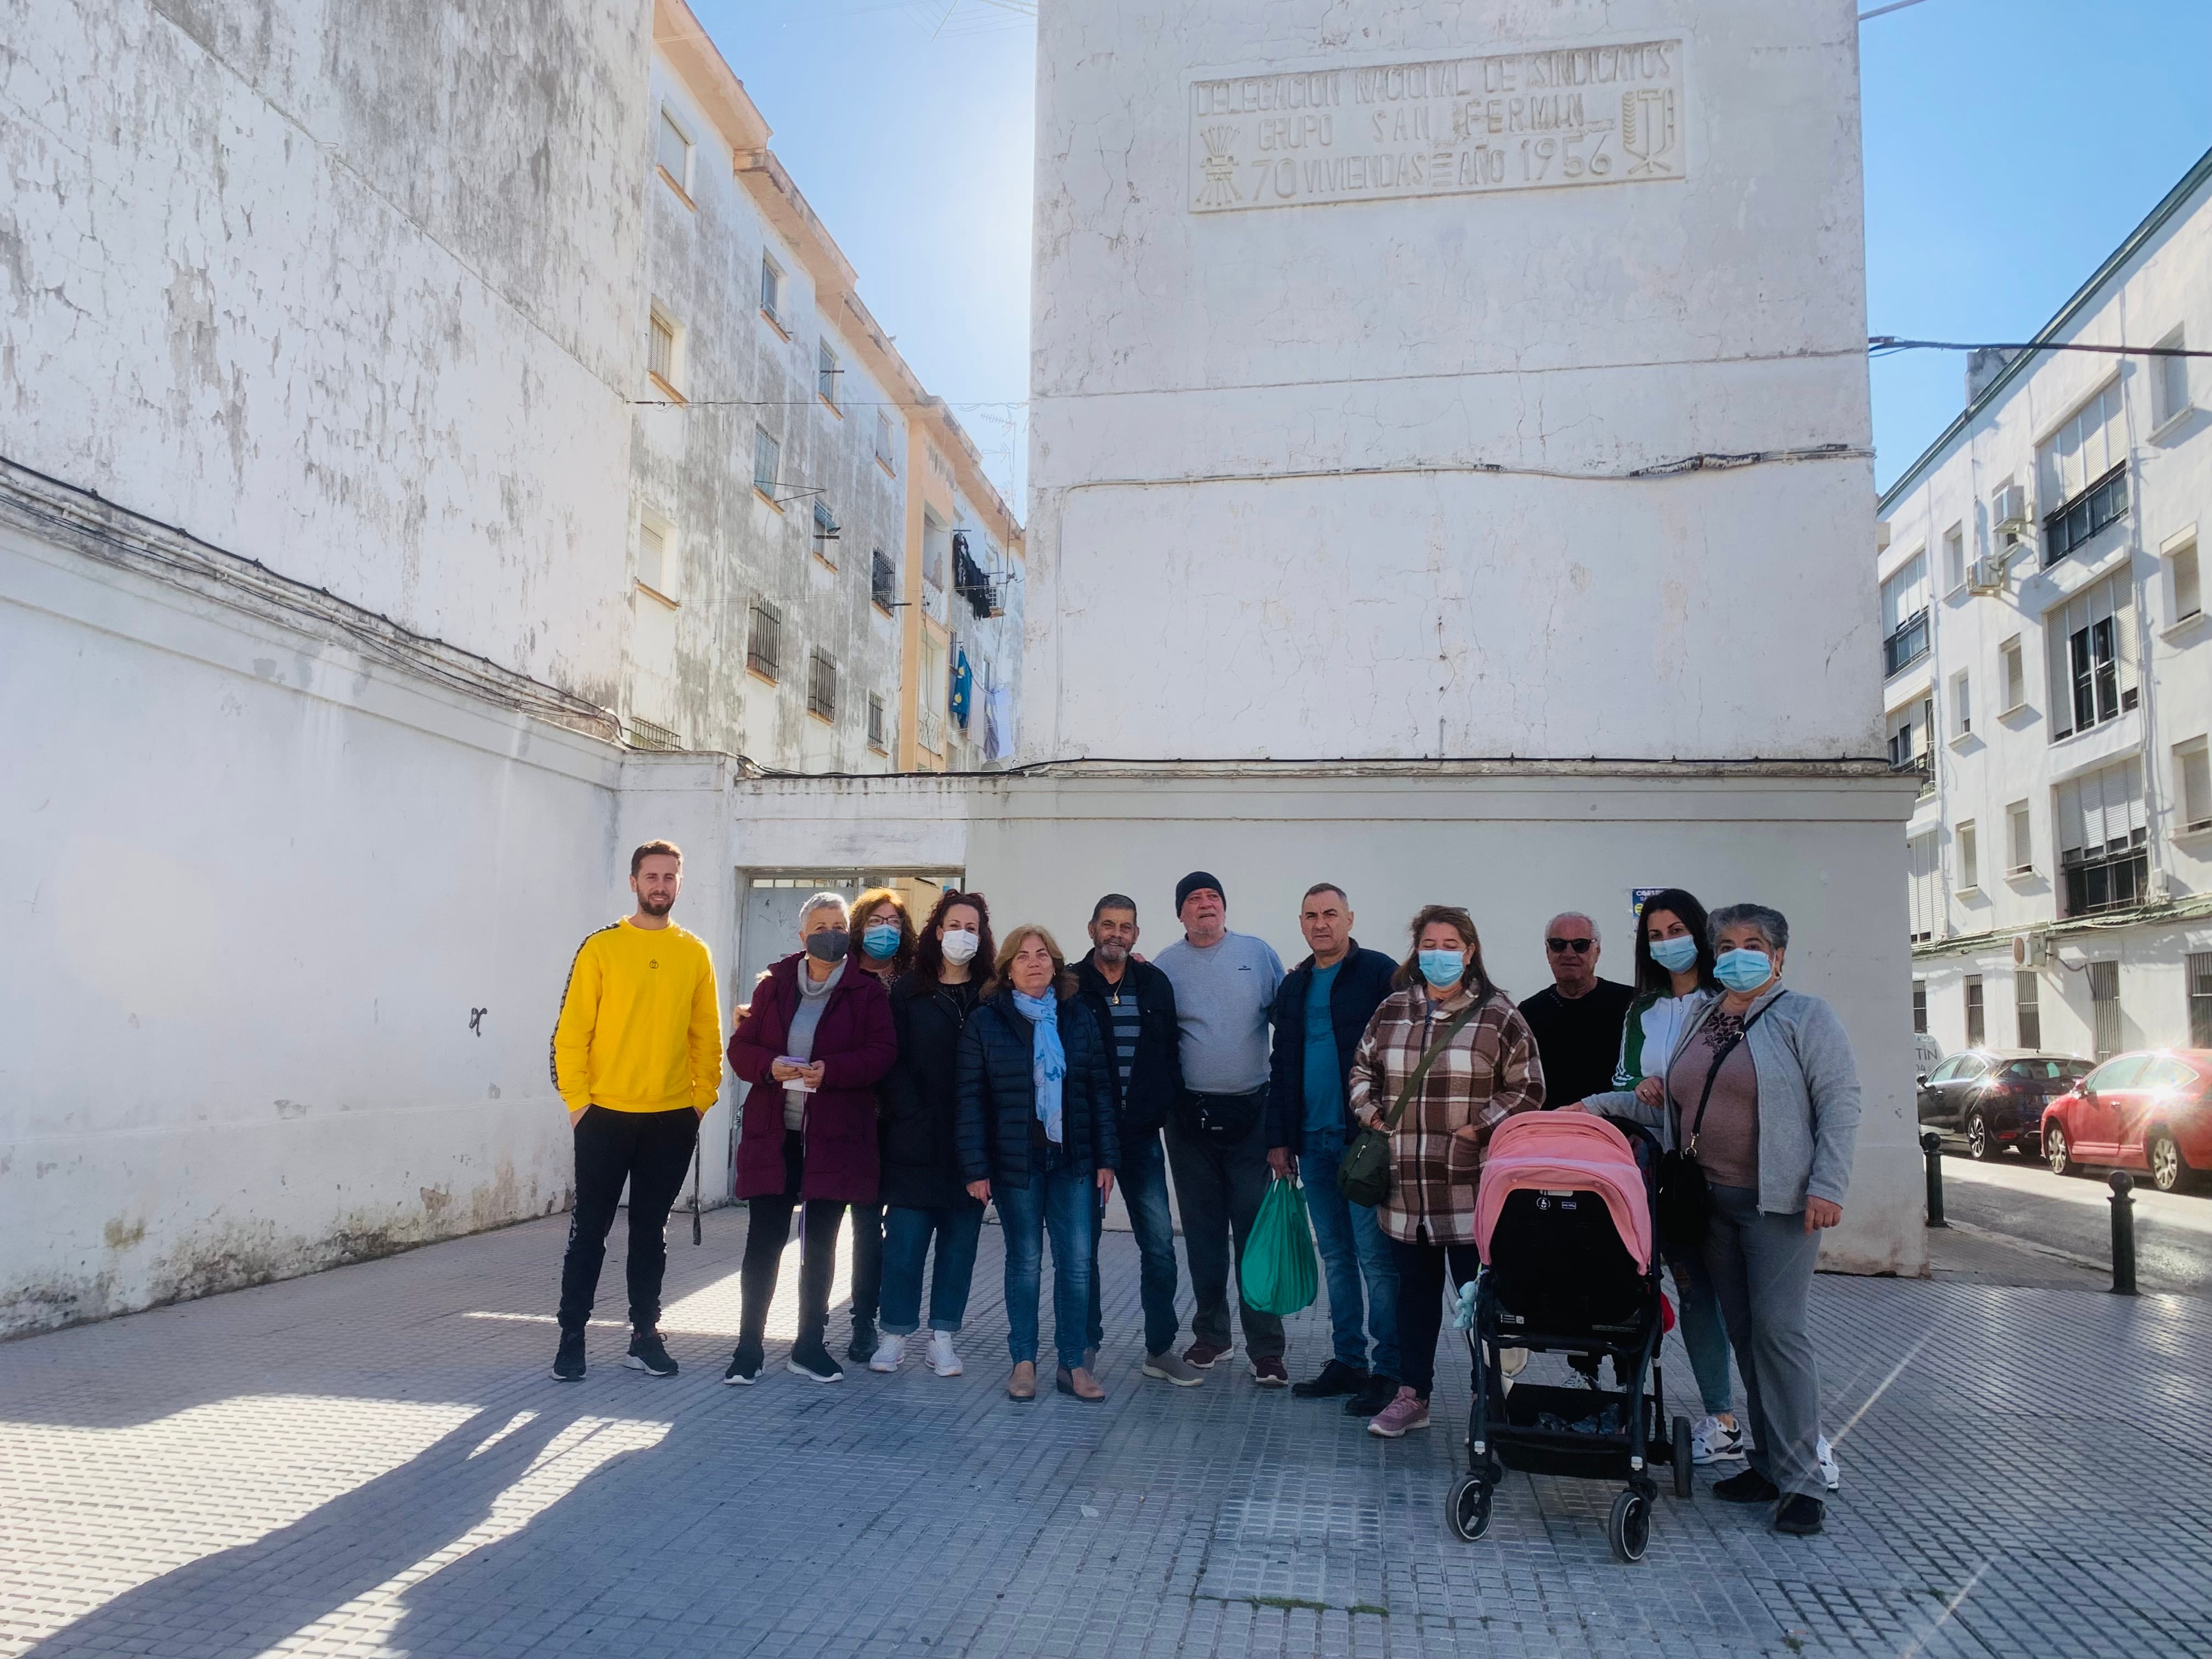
1475, 1113, 1654, 1272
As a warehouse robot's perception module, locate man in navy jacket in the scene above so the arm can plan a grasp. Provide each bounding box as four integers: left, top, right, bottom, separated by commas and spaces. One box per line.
1266, 883, 1402, 1417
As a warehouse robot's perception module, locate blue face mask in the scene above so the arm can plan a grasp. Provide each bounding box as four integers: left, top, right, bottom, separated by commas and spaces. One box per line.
1648, 935, 1700, 974
1418, 949, 1466, 989
1714, 948, 1774, 992
861, 922, 902, 960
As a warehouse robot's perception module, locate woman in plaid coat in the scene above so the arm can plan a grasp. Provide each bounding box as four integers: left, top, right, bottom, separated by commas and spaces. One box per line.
1347, 904, 1545, 1438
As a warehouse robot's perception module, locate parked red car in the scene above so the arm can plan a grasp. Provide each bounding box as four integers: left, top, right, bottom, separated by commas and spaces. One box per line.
2041, 1049, 2212, 1193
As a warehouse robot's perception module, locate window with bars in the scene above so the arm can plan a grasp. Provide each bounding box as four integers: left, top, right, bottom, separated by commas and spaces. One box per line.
812, 499, 838, 562
867, 693, 888, 754
2088, 960, 2121, 1059
2056, 758, 2147, 917
2190, 953, 2212, 1048
870, 549, 896, 613
2038, 382, 2128, 567
1880, 552, 1930, 676
753, 428, 780, 499
807, 648, 837, 721
2046, 575, 2137, 740
746, 600, 781, 681
1906, 831, 1940, 944
1965, 975, 1985, 1047
818, 340, 839, 408
2015, 970, 2041, 1049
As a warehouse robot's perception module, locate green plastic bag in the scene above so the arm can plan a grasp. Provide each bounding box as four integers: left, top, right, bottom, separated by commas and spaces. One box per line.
1239, 1177, 1319, 1317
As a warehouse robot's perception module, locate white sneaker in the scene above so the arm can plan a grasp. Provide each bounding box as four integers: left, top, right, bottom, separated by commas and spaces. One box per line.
1816, 1434, 1841, 1491
868, 1335, 905, 1374
1691, 1414, 1747, 1464
927, 1331, 963, 1377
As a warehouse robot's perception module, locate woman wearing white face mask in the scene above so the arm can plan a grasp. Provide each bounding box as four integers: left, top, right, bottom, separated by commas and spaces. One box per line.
1571, 901, 1861, 1536
872, 891, 996, 1377
1347, 905, 1544, 1440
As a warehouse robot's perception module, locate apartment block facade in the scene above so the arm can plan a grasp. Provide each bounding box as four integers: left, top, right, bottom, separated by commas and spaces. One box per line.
1877, 148, 2212, 1064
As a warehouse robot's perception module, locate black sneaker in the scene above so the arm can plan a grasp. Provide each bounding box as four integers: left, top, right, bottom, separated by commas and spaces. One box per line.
845, 1318, 878, 1364
1344, 1374, 1400, 1417
1714, 1469, 1781, 1504
723, 1342, 763, 1386
1293, 1359, 1370, 1399
788, 1340, 844, 1384
1774, 1493, 1825, 1534
551, 1328, 586, 1381
624, 1330, 678, 1377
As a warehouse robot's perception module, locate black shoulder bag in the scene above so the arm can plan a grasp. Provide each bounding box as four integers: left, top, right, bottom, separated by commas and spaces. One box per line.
1655, 994, 1784, 1251
1336, 1001, 1483, 1209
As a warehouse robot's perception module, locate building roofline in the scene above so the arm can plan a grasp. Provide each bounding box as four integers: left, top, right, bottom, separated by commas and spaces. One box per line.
1877, 143, 2212, 514
651, 0, 1022, 548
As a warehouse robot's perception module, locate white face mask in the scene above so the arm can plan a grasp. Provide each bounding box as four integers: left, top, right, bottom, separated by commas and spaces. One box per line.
939, 929, 980, 964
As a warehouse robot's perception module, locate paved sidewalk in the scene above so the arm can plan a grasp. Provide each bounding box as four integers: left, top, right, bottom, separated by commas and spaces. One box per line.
2, 1207, 2207, 1658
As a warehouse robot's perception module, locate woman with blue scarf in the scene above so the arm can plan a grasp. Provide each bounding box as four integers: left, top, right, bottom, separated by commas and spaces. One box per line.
956, 924, 1120, 1401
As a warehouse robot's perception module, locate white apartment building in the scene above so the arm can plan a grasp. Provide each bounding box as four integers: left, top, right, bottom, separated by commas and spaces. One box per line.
1877, 146, 2212, 1064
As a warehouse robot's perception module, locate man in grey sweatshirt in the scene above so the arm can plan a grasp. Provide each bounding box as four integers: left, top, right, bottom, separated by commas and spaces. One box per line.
1154, 871, 1290, 1385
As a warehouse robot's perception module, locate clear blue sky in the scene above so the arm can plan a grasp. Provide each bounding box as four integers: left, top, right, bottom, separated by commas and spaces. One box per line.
703, 0, 2212, 508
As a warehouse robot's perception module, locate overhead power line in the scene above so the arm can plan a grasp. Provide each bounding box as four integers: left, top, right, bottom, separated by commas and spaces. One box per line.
1859, 0, 1935, 19
1869, 336, 2212, 359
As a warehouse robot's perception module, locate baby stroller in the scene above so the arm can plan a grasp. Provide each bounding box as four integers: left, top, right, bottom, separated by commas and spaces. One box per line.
1447, 1112, 1691, 1564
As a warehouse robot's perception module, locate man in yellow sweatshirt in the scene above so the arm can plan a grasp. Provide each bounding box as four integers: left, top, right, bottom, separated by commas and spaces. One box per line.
550, 839, 723, 1380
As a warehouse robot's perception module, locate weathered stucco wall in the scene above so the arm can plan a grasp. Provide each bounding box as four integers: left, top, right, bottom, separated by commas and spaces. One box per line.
1025, 0, 1876, 763
0, 0, 647, 705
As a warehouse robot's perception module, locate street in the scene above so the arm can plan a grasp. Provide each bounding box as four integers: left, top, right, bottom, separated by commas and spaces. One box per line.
1938, 1151, 2212, 1297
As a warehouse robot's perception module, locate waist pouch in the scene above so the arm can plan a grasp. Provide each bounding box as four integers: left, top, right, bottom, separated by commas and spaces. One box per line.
1177, 1087, 1266, 1146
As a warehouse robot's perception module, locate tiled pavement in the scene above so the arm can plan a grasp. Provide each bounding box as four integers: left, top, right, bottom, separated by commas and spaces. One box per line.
2, 1208, 2208, 1658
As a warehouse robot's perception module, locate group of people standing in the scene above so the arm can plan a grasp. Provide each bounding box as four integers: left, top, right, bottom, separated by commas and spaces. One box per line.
549, 842, 1860, 1536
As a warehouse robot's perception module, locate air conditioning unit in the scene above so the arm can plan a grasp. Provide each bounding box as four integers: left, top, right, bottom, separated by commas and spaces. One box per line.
2011, 932, 2046, 969
1992, 483, 2032, 535
1967, 554, 2006, 594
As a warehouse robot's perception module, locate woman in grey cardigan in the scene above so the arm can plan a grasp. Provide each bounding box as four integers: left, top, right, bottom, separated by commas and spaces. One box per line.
1576, 902, 1861, 1536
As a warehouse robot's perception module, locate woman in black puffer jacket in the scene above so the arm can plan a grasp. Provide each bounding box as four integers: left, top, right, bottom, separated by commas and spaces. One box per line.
956, 924, 1120, 1403
872, 891, 995, 1379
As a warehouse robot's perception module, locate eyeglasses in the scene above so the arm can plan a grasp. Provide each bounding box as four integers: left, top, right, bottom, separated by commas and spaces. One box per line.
1545, 937, 1594, 953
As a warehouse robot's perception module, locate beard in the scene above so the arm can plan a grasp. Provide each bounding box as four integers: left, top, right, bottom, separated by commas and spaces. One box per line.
638, 892, 674, 917
1096, 940, 1130, 966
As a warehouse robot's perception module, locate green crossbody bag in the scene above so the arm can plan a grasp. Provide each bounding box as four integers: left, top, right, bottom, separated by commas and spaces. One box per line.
1335, 1001, 1483, 1209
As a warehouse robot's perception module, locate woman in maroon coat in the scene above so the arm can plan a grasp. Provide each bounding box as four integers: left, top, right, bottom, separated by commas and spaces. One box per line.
723, 894, 897, 1385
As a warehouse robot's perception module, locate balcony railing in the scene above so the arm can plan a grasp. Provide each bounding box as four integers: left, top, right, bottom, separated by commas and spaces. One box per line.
2042, 462, 2128, 567
1882, 609, 1929, 678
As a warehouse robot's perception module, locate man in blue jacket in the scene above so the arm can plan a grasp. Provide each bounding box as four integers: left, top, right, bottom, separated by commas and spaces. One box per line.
1075, 895, 1202, 1387
1266, 883, 1401, 1417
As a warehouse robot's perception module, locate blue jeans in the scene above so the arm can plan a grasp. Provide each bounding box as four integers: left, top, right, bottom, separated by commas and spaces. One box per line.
879, 1201, 986, 1335
1087, 1128, 1182, 1356
1666, 1245, 1736, 1417
1299, 1130, 1402, 1379
994, 1146, 1096, 1370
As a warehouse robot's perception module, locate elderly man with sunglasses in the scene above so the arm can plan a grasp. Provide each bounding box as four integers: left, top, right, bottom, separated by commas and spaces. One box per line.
1516, 911, 1638, 1111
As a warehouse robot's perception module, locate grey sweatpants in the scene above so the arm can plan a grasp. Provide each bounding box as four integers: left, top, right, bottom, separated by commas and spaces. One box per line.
1702, 1183, 1825, 1501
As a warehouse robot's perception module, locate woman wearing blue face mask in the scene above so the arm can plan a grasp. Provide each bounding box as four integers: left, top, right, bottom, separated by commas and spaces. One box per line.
1571, 901, 1862, 1536
838, 887, 915, 1363
1346, 905, 1544, 1440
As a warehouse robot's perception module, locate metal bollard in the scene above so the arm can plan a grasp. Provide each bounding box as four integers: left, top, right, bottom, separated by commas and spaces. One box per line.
2107, 1170, 2138, 1296
1921, 1131, 1948, 1228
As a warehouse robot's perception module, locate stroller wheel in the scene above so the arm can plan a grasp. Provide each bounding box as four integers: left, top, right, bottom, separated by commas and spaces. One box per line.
1607, 1489, 1651, 1564
1671, 1417, 1695, 1500
1447, 1474, 1493, 1542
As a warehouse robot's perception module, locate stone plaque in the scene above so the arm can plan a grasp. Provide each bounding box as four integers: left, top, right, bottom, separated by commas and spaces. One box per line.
1188, 40, 1686, 213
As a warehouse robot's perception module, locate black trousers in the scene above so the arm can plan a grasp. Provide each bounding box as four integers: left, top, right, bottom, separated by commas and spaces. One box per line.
1390, 1233, 1483, 1399
848, 1202, 884, 1331
738, 1136, 849, 1351
557, 1105, 700, 1334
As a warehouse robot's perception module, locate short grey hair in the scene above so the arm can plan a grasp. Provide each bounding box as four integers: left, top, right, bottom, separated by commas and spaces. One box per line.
1709, 902, 1788, 953
799, 891, 851, 928
1545, 911, 1600, 945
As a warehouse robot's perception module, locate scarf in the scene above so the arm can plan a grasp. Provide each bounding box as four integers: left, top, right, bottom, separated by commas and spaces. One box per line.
1011, 989, 1066, 1144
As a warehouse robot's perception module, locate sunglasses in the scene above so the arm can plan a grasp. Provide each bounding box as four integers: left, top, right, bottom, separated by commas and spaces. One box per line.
1545, 937, 1594, 953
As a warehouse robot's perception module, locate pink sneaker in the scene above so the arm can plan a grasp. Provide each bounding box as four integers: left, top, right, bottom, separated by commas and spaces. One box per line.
1367, 1386, 1431, 1438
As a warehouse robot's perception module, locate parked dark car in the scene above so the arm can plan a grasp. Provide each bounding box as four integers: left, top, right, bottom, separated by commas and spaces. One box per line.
2041, 1049, 2212, 1192
1916, 1049, 2092, 1161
